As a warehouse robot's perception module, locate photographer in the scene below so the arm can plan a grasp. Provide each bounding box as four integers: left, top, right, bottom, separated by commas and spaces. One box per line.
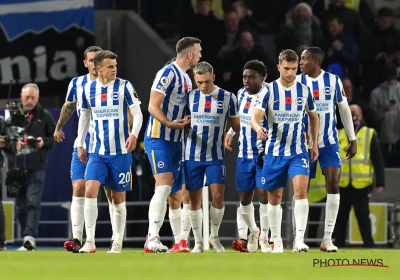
0, 115, 6, 250
4, 83, 57, 251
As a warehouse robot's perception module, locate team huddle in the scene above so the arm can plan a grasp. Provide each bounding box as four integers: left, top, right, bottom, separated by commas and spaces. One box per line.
54, 36, 357, 254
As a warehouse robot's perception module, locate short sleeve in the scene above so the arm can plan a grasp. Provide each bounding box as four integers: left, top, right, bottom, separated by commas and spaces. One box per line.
306, 87, 316, 112
151, 67, 176, 96
335, 76, 346, 104
254, 86, 270, 111
65, 78, 77, 102
124, 80, 142, 107
228, 93, 239, 118
81, 83, 89, 110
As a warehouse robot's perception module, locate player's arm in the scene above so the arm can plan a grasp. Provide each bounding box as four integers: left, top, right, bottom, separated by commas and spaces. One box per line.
54, 79, 77, 142
306, 88, 319, 162
335, 78, 356, 142
124, 81, 143, 138
335, 77, 357, 158
228, 93, 240, 133
76, 87, 90, 151
251, 86, 269, 140
148, 71, 187, 129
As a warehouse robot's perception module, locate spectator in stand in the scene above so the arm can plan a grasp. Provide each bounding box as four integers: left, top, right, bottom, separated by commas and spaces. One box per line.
361, 7, 400, 97
232, 0, 259, 32
336, 78, 378, 131
313, 0, 365, 45
369, 63, 400, 167
220, 31, 277, 92
313, 0, 375, 28
322, 16, 359, 81
276, 2, 323, 54
394, 45, 400, 82
182, 0, 224, 68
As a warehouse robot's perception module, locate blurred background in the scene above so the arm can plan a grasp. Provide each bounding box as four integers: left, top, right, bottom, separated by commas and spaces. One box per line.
1, 0, 400, 250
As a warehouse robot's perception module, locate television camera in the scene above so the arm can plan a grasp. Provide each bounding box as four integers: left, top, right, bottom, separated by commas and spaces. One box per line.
2, 79, 38, 197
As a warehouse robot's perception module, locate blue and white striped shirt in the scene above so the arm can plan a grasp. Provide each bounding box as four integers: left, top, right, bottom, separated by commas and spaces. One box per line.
146, 62, 192, 142
81, 78, 141, 155
185, 87, 238, 161
255, 80, 316, 156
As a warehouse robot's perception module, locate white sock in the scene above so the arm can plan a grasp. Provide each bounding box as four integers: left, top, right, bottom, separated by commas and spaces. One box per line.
113, 202, 127, 246
294, 199, 309, 241
169, 208, 181, 244
189, 209, 203, 244
159, 200, 167, 230
71, 196, 85, 242
210, 205, 225, 237
323, 194, 340, 240
259, 203, 270, 237
84, 198, 98, 243
291, 195, 296, 235
181, 204, 191, 241
108, 202, 115, 241
240, 203, 258, 233
236, 207, 248, 240
148, 185, 171, 238
267, 203, 282, 243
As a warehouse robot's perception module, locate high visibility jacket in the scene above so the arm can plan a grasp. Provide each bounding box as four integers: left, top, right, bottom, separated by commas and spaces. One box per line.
191, 0, 224, 19
324, 0, 360, 11
339, 126, 375, 189
308, 161, 327, 203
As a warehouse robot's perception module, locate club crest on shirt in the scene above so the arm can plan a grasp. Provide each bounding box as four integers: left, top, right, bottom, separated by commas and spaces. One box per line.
217, 101, 224, 109
324, 86, 333, 95
296, 97, 304, 106
112, 92, 119, 100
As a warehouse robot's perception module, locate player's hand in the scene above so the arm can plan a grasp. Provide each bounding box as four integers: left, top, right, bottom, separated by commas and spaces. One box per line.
224, 134, 233, 151
168, 118, 191, 129
125, 134, 137, 152
257, 127, 267, 141
0, 137, 4, 148
77, 147, 87, 164
54, 128, 65, 143
309, 146, 319, 162
36, 137, 44, 149
346, 140, 357, 159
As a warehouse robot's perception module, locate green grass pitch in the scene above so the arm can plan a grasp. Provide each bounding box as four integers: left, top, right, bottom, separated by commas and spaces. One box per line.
0, 248, 399, 280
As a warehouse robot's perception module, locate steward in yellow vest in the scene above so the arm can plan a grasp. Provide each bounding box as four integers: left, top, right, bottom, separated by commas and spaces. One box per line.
334, 104, 385, 248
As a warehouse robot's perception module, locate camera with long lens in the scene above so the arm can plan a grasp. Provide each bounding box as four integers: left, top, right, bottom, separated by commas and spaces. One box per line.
3, 101, 34, 197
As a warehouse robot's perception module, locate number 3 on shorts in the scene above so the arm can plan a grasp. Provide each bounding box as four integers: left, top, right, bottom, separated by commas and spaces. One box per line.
302, 158, 308, 168
118, 172, 131, 185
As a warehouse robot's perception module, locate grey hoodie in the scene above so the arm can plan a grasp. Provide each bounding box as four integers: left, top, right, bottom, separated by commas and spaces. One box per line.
369, 81, 400, 143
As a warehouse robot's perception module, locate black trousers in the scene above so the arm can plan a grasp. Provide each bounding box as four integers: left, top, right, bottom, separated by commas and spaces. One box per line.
334, 185, 374, 248
307, 197, 326, 247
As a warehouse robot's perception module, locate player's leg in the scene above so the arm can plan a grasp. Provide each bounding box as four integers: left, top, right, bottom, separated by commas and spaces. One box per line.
104, 187, 115, 250
289, 153, 311, 252
180, 183, 191, 245
234, 158, 259, 252
64, 149, 86, 252
232, 206, 249, 252
185, 160, 206, 253
207, 162, 226, 253
143, 137, 177, 252
262, 155, 289, 253
104, 153, 133, 253
79, 154, 108, 253
319, 146, 341, 252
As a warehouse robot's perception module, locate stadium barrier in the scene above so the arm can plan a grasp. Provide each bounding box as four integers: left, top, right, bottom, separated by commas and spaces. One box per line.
5, 198, 400, 249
